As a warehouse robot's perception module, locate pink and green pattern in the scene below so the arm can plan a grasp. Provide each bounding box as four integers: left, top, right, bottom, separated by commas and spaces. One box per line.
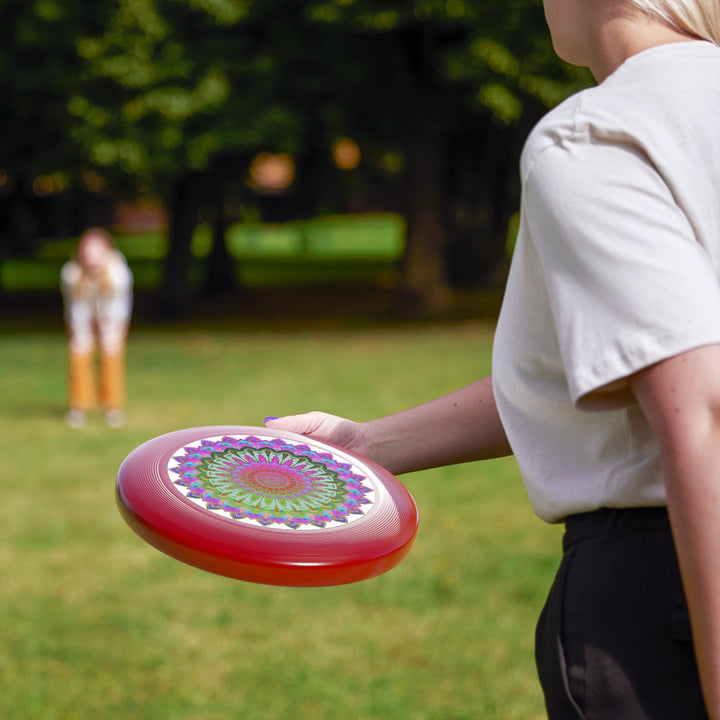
168, 435, 376, 530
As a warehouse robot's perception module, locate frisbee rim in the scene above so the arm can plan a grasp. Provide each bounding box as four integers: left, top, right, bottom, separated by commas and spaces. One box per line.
116, 425, 419, 586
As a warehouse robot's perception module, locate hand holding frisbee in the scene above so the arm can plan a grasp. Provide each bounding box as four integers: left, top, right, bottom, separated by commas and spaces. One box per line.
117, 425, 419, 587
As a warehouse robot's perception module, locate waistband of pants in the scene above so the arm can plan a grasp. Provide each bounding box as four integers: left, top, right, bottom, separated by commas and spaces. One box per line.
563, 506, 670, 552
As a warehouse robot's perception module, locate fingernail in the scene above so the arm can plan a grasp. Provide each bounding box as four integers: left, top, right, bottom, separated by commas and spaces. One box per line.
263, 416, 279, 424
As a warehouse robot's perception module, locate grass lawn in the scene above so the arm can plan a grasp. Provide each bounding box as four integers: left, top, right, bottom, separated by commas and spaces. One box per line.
0, 322, 561, 720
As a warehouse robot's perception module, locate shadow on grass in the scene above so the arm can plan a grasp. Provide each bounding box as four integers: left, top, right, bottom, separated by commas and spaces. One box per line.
0, 282, 505, 335
1, 402, 67, 421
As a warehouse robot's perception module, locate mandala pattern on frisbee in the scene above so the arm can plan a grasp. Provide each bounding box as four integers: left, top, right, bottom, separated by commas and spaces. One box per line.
168, 435, 376, 530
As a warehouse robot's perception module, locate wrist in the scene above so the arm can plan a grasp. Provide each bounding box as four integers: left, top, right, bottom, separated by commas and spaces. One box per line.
358, 420, 399, 474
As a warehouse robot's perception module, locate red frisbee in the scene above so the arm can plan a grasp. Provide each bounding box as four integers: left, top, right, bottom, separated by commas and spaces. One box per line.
116, 426, 419, 586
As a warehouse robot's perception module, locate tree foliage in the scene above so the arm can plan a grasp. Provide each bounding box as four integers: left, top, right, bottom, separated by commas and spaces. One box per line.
0, 0, 100, 250
298, 0, 591, 310
0, 0, 593, 314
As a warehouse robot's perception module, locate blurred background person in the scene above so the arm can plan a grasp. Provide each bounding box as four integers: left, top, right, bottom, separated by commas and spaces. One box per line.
60, 228, 133, 428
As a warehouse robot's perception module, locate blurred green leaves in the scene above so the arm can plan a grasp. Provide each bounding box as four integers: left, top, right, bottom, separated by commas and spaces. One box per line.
0, 0, 592, 201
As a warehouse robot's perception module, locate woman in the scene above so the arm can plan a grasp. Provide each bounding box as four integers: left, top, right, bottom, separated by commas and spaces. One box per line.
61, 228, 133, 428
265, 1, 720, 717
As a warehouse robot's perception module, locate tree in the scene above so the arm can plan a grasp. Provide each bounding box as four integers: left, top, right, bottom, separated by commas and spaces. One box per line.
69, 0, 368, 315
0, 0, 592, 315
303, 0, 592, 312
0, 0, 99, 256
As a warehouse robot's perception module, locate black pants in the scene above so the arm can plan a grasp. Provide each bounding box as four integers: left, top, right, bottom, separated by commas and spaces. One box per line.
535, 507, 708, 719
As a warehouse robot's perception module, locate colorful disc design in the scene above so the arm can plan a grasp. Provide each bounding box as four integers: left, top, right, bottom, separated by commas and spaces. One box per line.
168, 434, 377, 530
116, 426, 419, 586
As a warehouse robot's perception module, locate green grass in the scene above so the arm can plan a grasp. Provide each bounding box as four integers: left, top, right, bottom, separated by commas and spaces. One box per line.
0, 324, 561, 719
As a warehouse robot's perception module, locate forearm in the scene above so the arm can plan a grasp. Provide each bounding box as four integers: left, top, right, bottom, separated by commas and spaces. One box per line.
631, 345, 720, 718
664, 440, 720, 719
360, 375, 512, 475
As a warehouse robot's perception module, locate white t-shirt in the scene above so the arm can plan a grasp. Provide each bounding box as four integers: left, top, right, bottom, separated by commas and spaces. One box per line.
61, 250, 134, 353
492, 41, 720, 523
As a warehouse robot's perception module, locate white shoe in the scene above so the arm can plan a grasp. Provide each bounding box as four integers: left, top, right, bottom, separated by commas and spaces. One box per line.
66, 409, 87, 429
104, 409, 125, 428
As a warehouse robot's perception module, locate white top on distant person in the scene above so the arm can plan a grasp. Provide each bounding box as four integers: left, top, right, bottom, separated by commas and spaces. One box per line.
264, 0, 720, 717
61, 228, 133, 428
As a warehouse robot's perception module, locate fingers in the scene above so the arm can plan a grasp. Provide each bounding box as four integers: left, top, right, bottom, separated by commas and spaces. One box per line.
263, 413, 312, 435
264, 411, 336, 437
263, 411, 363, 451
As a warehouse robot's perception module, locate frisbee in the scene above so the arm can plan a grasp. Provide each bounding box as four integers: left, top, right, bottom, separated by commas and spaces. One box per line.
116, 425, 419, 587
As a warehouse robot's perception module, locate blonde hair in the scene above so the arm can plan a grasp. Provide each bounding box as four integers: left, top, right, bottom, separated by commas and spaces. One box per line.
78, 227, 115, 252
74, 227, 119, 297
627, 0, 720, 44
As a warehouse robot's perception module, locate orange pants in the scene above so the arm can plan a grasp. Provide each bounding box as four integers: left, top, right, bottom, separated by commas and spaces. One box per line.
68, 345, 126, 412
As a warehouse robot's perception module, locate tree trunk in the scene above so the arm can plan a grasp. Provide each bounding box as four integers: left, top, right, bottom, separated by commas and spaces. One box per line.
202, 182, 237, 297
156, 172, 203, 319
445, 123, 521, 288
402, 130, 450, 314
392, 28, 451, 316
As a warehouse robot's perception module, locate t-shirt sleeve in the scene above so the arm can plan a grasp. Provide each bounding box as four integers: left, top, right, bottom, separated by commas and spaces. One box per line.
524, 135, 720, 407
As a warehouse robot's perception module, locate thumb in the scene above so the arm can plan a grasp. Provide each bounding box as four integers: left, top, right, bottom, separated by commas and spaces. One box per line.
263, 412, 327, 436
263, 411, 360, 450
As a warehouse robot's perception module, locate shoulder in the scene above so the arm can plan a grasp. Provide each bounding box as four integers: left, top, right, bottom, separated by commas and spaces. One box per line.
520, 72, 643, 183
105, 251, 133, 285
61, 260, 82, 287
520, 91, 588, 181
522, 41, 720, 183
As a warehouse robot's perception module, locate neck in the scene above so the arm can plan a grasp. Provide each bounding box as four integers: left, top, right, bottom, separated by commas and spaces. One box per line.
589, 9, 697, 82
